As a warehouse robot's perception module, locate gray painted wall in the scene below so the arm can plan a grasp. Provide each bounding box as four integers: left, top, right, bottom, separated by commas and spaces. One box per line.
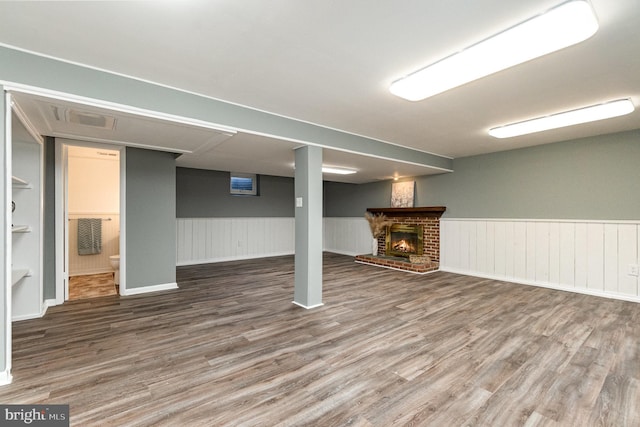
176, 167, 294, 217
43, 137, 56, 300
324, 180, 390, 217
325, 129, 640, 220
126, 148, 177, 289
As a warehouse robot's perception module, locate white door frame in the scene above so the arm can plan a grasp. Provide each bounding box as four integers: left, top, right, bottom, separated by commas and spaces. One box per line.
3, 91, 13, 384
55, 140, 126, 302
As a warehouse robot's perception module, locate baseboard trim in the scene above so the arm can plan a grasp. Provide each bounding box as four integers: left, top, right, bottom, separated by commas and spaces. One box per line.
440, 267, 640, 304
0, 370, 13, 386
292, 301, 324, 310
177, 251, 294, 267
324, 248, 361, 257
12, 310, 45, 322
121, 282, 179, 296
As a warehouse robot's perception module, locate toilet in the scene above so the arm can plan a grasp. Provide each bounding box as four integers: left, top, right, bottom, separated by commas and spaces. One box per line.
109, 255, 120, 285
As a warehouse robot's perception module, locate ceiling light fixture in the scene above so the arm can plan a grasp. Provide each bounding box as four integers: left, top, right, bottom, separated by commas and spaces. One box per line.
488, 99, 635, 138
390, 0, 599, 101
322, 166, 357, 175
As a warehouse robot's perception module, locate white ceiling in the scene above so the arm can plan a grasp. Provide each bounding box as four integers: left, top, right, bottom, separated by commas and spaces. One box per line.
2, 0, 640, 183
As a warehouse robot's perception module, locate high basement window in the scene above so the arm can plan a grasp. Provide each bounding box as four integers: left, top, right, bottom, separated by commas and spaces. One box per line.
230, 172, 259, 196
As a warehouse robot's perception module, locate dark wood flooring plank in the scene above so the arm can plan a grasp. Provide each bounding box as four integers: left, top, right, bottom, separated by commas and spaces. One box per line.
0, 253, 637, 426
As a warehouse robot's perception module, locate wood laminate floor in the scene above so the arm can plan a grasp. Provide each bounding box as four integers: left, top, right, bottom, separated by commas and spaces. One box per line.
1, 253, 638, 426
68, 273, 118, 300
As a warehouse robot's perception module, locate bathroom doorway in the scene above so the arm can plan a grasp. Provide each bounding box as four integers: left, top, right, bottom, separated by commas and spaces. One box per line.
55, 140, 126, 302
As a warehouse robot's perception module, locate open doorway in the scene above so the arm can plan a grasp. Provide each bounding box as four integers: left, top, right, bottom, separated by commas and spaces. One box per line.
65, 144, 121, 300
55, 140, 126, 302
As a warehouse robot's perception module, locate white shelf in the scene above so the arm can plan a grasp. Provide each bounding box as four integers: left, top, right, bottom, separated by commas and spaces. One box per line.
11, 225, 31, 233
11, 269, 30, 287
11, 175, 32, 189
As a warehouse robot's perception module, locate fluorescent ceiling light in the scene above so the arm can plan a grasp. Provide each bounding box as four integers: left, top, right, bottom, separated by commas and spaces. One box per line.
390, 0, 599, 101
322, 166, 357, 175
292, 164, 357, 174
489, 99, 635, 138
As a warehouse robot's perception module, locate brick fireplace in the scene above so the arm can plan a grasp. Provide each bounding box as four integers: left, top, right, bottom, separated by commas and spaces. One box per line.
355, 206, 445, 274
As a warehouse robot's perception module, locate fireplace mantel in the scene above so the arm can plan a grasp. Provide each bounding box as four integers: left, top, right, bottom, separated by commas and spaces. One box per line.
366, 206, 446, 217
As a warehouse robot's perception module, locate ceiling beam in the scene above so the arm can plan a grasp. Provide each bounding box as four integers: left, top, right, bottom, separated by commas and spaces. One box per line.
0, 45, 452, 172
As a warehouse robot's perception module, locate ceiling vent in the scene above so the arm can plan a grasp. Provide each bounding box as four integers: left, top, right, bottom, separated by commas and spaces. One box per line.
51, 105, 117, 130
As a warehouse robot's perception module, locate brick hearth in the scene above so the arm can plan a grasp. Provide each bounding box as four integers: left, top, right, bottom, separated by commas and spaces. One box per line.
355, 207, 445, 274
355, 254, 439, 273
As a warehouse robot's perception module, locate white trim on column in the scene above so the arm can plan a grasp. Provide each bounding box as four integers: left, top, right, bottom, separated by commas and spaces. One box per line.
0, 369, 12, 386
291, 301, 324, 310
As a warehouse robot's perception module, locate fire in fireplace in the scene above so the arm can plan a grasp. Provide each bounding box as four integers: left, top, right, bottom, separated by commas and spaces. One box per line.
386, 224, 423, 258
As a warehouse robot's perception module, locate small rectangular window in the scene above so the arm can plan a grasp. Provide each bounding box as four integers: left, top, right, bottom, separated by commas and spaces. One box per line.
230, 172, 258, 196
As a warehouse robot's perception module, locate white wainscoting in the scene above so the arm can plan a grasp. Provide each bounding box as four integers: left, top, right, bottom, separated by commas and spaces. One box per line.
177, 216, 640, 303
441, 219, 640, 302
323, 217, 371, 256
176, 217, 372, 265
176, 218, 295, 266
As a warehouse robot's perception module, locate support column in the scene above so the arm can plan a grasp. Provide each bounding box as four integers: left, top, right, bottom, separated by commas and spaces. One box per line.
293, 145, 323, 309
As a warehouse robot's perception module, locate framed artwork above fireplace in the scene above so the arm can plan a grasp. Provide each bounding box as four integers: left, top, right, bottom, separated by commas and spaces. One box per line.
391, 181, 415, 208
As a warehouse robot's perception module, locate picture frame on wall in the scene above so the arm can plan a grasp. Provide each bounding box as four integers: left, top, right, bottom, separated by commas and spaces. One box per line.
391, 181, 415, 208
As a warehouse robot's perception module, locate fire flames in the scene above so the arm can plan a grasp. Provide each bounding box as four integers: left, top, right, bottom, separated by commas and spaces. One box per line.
392, 239, 416, 253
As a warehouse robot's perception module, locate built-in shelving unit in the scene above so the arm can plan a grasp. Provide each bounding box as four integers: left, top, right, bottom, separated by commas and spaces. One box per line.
10, 174, 34, 295
10, 110, 44, 321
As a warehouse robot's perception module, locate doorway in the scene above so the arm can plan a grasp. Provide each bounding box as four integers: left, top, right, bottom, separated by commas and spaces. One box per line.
55, 140, 126, 303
